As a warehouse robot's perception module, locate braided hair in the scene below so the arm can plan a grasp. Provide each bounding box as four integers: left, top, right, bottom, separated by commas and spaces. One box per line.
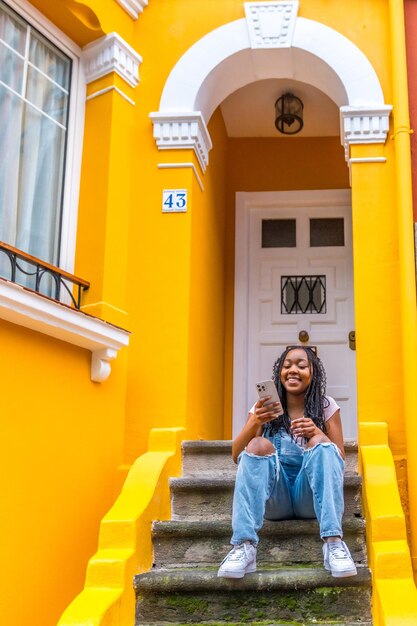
265, 346, 329, 437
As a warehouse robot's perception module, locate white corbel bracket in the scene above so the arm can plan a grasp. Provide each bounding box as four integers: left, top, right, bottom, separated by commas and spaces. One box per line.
115, 0, 148, 20
83, 32, 142, 88
340, 105, 393, 161
150, 111, 212, 172
0, 279, 130, 383
91, 348, 117, 383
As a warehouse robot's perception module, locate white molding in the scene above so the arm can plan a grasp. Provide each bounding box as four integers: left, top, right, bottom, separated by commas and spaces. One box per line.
244, 1, 299, 48
347, 156, 387, 187
349, 157, 387, 164
0, 280, 130, 383
114, 0, 148, 20
82, 32, 142, 88
153, 16, 388, 164
157, 17, 385, 124
60, 57, 86, 276
157, 163, 204, 191
340, 105, 393, 160
86, 85, 135, 106
150, 112, 212, 172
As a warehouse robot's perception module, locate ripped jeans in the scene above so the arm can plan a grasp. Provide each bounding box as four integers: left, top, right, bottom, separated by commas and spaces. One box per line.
230, 431, 345, 546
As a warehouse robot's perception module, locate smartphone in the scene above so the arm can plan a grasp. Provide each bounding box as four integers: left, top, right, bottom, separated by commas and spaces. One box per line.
255, 380, 284, 415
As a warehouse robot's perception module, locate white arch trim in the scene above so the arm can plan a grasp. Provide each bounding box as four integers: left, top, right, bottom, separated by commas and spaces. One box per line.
150, 15, 392, 170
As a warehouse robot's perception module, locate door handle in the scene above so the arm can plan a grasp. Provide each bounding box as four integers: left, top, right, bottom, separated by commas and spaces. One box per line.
298, 330, 309, 343
349, 330, 356, 350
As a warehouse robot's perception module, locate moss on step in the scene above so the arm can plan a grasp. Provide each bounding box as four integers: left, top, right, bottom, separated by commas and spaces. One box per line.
165, 595, 209, 614
138, 586, 371, 623
141, 620, 371, 626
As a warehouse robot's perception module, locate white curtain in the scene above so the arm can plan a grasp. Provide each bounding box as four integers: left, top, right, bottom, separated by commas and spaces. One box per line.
0, 2, 70, 293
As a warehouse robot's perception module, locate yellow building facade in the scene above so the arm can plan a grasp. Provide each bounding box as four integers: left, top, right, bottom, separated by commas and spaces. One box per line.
1, 0, 417, 625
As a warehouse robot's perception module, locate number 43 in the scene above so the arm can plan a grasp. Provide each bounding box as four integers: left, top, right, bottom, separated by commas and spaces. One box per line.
163, 190, 187, 212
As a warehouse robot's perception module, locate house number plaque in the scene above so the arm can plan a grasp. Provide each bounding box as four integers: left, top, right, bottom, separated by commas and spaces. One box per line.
162, 189, 188, 213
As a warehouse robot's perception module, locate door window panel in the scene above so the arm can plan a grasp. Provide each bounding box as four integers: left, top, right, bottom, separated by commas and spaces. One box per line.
262, 219, 296, 248
310, 218, 344, 247
281, 275, 326, 314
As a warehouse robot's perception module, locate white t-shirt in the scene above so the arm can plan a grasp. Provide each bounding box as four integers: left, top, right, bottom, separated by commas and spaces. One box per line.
249, 396, 340, 450
249, 395, 340, 421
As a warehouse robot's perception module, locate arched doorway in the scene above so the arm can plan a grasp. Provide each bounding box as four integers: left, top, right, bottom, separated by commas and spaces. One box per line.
150, 5, 392, 439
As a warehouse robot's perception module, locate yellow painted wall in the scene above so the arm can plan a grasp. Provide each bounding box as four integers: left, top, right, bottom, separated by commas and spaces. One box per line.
0, 319, 128, 626
123, 112, 228, 460
350, 143, 405, 457
186, 109, 228, 441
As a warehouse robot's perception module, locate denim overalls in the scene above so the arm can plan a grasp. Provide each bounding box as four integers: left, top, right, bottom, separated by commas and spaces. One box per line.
230, 428, 345, 547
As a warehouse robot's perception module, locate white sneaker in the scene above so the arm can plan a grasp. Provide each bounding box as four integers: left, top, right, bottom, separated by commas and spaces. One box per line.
323, 540, 358, 578
217, 541, 257, 579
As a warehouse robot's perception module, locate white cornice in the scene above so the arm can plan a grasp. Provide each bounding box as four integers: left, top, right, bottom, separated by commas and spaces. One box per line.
340, 105, 393, 160
157, 163, 204, 191
244, 1, 299, 48
82, 32, 142, 88
115, 0, 148, 20
150, 112, 212, 172
0, 279, 130, 383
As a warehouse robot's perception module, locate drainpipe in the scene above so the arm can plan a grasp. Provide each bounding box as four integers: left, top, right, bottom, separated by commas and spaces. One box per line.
388, 0, 417, 571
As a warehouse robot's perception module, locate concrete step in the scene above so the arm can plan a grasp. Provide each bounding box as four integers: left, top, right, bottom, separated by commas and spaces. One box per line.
152, 518, 367, 568
182, 440, 359, 478
134, 566, 372, 624
140, 623, 372, 626
170, 475, 362, 521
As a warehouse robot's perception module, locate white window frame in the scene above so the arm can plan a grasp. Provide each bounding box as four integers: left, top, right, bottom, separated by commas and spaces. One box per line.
2, 0, 85, 274
0, 0, 130, 382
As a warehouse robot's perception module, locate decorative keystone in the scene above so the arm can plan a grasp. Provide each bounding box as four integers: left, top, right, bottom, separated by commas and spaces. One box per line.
82, 32, 142, 88
115, 0, 148, 20
150, 112, 213, 172
340, 105, 393, 161
244, 1, 299, 48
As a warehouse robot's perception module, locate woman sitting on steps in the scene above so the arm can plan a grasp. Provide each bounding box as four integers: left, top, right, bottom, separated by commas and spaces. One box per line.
218, 345, 358, 580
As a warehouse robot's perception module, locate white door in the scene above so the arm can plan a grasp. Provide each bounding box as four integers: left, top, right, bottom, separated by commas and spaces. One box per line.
233, 190, 357, 440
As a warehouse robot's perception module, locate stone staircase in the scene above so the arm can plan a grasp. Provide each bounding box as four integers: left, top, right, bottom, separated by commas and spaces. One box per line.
134, 440, 372, 625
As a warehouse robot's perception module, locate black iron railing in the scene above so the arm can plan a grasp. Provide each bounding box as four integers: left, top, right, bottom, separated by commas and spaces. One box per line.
281, 275, 326, 314
0, 241, 90, 309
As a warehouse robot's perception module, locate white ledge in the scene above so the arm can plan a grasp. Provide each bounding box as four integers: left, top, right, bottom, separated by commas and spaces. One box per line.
150, 111, 212, 172
115, 0, 148, 20
340, 105, 393, 160
82, 32, 142, 88
0, 279, 130, 382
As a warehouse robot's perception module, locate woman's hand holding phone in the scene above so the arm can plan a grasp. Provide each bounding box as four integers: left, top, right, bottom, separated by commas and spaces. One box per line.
253, 380, 284, 425
252, 396, 283, 426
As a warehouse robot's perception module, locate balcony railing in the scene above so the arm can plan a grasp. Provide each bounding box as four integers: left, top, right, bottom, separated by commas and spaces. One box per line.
0, 241, 90, 309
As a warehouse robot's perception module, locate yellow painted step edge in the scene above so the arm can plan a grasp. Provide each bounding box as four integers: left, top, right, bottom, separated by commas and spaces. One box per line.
57, 427, 185, 626
360, 422, 417, 626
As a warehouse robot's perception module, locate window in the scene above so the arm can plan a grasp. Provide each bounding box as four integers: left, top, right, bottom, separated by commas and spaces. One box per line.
0, 0, 83, 293
262, 219, 296, 248
310, 218, 345, 247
